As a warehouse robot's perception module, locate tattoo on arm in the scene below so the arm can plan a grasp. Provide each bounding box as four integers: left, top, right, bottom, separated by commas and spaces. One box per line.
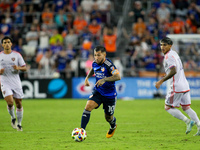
86, 69, 94, 79
162, 66, 176, 82
104, 74, 121, 82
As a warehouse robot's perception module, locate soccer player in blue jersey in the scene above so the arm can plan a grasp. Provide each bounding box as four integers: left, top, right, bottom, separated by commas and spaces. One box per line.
80, 45, 121, 138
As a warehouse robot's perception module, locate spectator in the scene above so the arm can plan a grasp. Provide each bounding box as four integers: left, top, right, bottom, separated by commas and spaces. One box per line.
143, 50, 156, 71
64, 28, 78, 47
113, 57, 124, 77
156, 3, 170, 23
102, 26, 117, 58
25, 25, 39, 49
146, 17, 158, 35
173, 0, 188, 19
54, 9, 67, 33
38, 24, 50, 52
14, 6, 24, 24
171, 16, 185, 34
0, 18, 11, 36
85, 53, 94, 75
73, 14, 88, 34
90, 3, 102, 23
133, 17, 146, 37
128, 1, 145, 22
81, 0, 94, 13
42, 7, 54, 25
186, 14, 198, 33
88, 19, 101, 46
38, 50, 55, 74
49, 29, 64, 45
52, 0, 68, 12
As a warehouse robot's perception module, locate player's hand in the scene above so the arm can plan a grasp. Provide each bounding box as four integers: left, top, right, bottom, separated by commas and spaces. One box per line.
95, 78, 106, 87
0, 68, 4, 75
12, 65, 19, 70
84, 78, 90, 86
155, 80, 163, 89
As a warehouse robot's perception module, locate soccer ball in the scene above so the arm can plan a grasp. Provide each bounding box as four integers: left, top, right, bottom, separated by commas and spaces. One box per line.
72, 128, 87, 142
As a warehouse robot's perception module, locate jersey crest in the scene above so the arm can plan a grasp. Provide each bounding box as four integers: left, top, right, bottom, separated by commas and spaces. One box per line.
11, 58, 15, 61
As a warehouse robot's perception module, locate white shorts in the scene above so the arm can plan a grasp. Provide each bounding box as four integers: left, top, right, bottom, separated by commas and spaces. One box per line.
1, 84, 24, 99
165, 91, 191, 107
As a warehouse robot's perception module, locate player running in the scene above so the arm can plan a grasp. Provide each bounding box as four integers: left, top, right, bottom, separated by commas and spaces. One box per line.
155, 37, 200, 136
0, 36, 27, 131
80, 45, 121, 138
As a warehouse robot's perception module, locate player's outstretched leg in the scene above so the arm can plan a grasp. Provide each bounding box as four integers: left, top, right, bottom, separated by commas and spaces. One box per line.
106, 116, 117, 138
182, 106, 200, 135
7, 105, 17, 129
81, 109, 91, 129
186, 120, 195, 134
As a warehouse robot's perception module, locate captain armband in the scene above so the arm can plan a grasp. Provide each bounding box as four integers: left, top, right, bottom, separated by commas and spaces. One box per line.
111, 69, 119, 75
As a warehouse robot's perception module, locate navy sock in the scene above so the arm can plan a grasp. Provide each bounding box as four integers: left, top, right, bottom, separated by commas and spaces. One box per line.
109, 117, 116, 128
81, 109, 91, 129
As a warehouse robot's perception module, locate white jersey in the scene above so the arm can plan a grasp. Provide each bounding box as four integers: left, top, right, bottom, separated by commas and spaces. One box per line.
163, 49, 190, 93
0, 51, 26, 89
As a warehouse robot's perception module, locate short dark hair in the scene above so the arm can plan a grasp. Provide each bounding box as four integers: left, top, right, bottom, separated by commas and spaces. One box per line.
94, 45, 106, 53
160, 37, 173, 45
1, 36, 13, 44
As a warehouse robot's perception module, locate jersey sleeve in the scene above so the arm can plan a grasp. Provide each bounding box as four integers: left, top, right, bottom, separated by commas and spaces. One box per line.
18, 54, 26, 67
106, 60, 119, 75
166, 55, 176, 69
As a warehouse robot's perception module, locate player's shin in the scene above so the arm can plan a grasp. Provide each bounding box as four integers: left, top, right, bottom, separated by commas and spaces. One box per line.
166, 107, 190, 123
16, 107, 23, 126
109, 116, 116, 128
7, 105, 15, 119
184, 108, 200, 124
81, 109, 91, 129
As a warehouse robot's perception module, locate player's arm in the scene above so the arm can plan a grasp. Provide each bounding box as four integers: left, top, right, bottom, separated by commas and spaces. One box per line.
95, 69, 121, 87
155, 66, 176, 89
12, 65, 27, 72
0, 68, 5, 75
85, 68, 94, 86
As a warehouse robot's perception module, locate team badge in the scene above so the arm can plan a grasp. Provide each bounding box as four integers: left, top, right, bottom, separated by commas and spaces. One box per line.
11, 58, 15, 61
3, 91, 5, 95
101, 67, 105, 72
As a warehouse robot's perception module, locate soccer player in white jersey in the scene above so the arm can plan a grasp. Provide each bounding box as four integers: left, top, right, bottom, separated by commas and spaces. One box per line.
0, 36, 27, 131
155, 37, 200, 136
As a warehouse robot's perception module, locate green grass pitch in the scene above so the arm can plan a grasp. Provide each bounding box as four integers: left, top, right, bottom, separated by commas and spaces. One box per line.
0, 99, 200, 150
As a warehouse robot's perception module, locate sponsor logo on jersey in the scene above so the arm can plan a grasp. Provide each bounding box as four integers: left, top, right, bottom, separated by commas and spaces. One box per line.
101, 67, 105, 72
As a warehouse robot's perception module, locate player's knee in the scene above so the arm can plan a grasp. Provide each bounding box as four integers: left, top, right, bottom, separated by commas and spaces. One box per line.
182, 105, 190, 111
7, 102, 13, 108
165, 105, 171, 111
105, 115, 112, 122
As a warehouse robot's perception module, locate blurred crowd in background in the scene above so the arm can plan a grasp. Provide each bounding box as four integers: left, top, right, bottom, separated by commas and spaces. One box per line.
0, 0, 200, 79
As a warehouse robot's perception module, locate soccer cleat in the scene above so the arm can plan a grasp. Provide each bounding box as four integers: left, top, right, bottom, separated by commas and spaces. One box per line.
106, 125, 117, 138
194, 130, 200, 136
11, 118, 17, 129
186, 120, 195, 134
17, 125, 23, 131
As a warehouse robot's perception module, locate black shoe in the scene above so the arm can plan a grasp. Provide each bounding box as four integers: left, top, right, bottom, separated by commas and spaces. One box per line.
11, 118, 17, 129
17, 125, 23, 131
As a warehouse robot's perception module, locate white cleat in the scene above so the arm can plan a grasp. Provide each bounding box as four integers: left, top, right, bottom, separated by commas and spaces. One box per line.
194, 130, 200, 136
17, 125, 23, 131
186, 120, 195, 134
11, 118, 17, 129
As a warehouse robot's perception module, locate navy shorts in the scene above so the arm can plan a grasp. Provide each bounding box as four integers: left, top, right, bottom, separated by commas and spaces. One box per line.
88, 90, 116, 116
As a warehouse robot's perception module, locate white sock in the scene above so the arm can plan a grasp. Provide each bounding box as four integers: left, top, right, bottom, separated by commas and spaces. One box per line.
7, 105, 15, 119
16, 107, 23, 126
167, 108, 190, 123
184, 108, 200, 125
